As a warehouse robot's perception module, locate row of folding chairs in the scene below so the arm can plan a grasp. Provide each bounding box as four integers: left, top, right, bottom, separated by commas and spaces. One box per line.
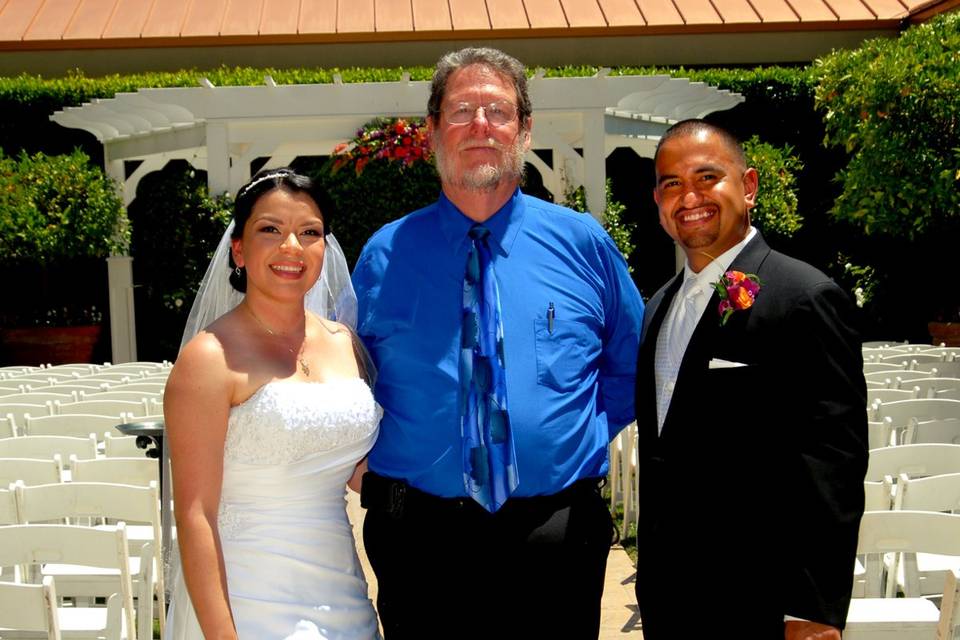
0, 452, 160, 487
865, 373, 960, 399
865, 398, 960, 448
0, 522, 151, 640
847, 439, 960, 638
0, 361, 170, 382
0, 366, 169, 398
1, 403, 163, 439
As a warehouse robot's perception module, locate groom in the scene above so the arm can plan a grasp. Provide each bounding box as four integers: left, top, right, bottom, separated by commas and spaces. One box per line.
634, 120, 868, 639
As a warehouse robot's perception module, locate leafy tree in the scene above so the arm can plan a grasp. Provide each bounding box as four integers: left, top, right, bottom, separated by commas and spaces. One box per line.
815, 13, 960, 329
815, 12, 959, 239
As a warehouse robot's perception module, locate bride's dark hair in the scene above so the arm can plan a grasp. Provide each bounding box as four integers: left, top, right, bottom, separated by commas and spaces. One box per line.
227, 168, 338, 293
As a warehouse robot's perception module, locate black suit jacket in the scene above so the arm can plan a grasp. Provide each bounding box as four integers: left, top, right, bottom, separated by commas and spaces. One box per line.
634, 233, 868, 638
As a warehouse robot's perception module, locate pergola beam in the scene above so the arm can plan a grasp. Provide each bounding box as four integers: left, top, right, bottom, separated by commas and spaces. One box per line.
51, 75, 742, 362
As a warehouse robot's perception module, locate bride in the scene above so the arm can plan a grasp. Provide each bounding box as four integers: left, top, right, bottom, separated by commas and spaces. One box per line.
163, 168, 381, 639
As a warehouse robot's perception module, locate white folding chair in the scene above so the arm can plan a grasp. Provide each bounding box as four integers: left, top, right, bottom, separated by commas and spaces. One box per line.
99, 363, 167, 377
908, 378, 960, 401
938, 569, 960, 640
864, 363, 907, 374
0, 416, 14, 439
0, 576, 61, 639
0, 456, 64, 486
78, 390, 161, 403
103, 433, 144, 458
893, 371, 947, 385
0, 523, 142, 640
864, 477, 895, 512
0, 401, 54, 436
2, 391, 79, 405
0, 435, 98, 466
55, 399, 147, 418
874, 398, 960, 431
903, 416, 960, 445
865, 444, 960, 482
69, 373, 135, 385
70, 457, 159, 487
15, 481, 165, 636
893, 472, 960, 597
845, 511, 960, 640
868, 388, 921, 405
867, 417, 896, 449
43, 364, 102, 375
107, 383, 165, 395
25, 413, 129, 439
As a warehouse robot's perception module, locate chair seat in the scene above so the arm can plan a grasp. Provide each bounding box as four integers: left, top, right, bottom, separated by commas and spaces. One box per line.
846, 597, 940, 640
42, 556, 148, 597
915, 551, 960, 595
58, 606, 129, 638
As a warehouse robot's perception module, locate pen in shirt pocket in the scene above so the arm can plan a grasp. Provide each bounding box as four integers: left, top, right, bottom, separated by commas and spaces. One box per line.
547, 302, 555, 334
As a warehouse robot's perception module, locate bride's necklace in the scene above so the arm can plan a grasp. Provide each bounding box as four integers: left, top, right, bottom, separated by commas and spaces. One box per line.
244, 305, 311, 377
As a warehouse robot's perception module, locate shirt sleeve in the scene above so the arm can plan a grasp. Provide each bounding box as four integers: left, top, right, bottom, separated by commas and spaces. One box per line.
595, 232, 644, 439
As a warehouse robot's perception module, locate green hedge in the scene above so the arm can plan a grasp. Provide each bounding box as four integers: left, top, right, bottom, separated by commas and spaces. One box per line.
9, 57, 932, 347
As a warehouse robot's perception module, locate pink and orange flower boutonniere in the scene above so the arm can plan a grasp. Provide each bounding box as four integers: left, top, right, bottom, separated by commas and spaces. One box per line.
712, 270, 762, 326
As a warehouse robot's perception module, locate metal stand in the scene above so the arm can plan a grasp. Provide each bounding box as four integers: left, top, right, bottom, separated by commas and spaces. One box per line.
114, 420, 172, 575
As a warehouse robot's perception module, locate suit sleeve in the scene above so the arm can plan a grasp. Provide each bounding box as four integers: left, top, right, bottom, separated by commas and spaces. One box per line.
781, 280, 868, 628
596, 233, 644, 439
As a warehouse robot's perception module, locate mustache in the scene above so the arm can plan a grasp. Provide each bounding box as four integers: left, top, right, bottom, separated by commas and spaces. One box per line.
457, 138, 500, 151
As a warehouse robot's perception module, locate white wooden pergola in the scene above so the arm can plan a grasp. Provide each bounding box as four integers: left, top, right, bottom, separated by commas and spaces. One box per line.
51, 72, 742, 362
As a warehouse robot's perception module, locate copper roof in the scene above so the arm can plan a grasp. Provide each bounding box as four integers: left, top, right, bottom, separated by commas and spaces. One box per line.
0, 0, 951, 50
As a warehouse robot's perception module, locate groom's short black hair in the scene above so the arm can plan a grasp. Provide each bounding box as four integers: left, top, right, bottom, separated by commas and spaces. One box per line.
654, 119, 747, 169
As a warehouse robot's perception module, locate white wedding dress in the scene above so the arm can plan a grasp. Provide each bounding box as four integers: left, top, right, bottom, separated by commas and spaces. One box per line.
164, 378, 382, 640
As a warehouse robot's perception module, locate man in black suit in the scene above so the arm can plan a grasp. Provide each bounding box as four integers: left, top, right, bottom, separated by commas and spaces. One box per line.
634, 119, 868, 639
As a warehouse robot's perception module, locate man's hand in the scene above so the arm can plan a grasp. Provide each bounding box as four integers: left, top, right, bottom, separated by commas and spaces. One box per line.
785, 620, 841, 640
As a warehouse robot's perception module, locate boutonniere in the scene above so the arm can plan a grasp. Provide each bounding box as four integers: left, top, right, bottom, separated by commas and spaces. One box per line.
712, 270, 762, 325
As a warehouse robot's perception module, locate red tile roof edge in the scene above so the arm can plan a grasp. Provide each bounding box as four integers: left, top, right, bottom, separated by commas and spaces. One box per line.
0, 18, 908, 51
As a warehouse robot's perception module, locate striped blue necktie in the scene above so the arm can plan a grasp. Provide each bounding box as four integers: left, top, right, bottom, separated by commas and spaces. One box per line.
460, 225, 518, 512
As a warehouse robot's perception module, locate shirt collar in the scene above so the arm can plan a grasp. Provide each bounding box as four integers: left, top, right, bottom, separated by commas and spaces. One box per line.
682, 226, 757, 298
435, 188, 526, 257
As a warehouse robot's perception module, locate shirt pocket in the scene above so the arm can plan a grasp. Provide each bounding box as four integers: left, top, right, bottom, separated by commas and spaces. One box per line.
534, 316, 592, 391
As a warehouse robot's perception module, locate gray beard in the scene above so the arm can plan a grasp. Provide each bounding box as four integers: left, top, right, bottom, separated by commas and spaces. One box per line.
434, 134, 526, 192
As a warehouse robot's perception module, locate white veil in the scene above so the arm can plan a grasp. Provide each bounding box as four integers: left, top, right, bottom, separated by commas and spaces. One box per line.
179, 221, 358, 351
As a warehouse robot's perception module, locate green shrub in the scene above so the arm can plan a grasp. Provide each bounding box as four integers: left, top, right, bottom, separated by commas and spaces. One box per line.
743, 136, 803, 240
0, 149, 127, 266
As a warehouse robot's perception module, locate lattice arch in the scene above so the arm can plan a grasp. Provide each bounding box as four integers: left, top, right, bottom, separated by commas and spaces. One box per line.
52, 72, 742, 362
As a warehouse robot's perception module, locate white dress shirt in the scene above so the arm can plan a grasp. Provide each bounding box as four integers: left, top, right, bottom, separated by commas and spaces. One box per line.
654, 227, 757, 433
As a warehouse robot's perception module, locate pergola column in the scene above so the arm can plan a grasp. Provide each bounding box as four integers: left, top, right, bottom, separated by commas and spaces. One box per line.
582, 108, 607, 220
104, 158, 137, 363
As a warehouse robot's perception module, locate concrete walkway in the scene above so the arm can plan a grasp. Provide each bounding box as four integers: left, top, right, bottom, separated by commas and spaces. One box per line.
347, 491, 644, 639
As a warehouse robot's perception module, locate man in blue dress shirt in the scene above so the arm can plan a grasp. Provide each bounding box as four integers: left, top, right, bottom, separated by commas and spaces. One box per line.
352, 47, 644, 639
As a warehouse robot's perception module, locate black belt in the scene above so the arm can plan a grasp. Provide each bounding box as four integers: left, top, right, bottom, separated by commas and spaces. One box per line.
360, 471, 603, 519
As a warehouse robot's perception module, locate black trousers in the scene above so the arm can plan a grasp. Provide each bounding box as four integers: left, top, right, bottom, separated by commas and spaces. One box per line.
361, 472, 614, 640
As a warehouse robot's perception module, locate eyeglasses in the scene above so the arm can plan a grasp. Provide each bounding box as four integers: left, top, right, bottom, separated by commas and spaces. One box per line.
443, 100, 518, 126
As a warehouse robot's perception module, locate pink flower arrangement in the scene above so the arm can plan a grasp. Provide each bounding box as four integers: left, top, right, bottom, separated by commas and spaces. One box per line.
332, 117, 431, 175
712, 270, 761, 325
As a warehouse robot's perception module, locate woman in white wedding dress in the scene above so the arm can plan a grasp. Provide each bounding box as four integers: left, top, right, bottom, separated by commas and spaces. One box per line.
163, 168, 381, 640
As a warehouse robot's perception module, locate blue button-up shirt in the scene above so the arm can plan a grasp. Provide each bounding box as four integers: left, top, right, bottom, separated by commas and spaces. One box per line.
352, 189, 643, 497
